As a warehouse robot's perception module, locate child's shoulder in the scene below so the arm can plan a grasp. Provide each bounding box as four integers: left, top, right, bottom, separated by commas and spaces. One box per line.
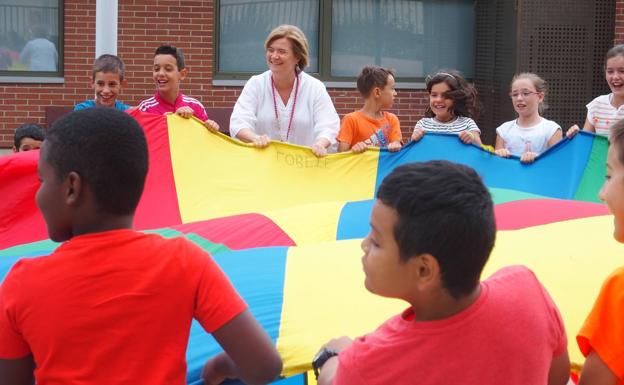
74, 100, 96, 111
587, 93, 612, 107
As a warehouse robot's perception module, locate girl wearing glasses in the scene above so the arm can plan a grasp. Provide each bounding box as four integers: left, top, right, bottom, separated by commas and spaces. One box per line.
494, 73, 562, 163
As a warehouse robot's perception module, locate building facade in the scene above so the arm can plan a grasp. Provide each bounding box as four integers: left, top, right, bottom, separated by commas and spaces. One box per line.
0, 0, 622, 148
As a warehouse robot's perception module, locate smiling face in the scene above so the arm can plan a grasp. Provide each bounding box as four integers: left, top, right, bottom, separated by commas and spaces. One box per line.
510, 78, 543, 118
429, 82, 454, 122
600, 143, 624, 243
92, 71, 122, 107
605, 54, 624, 98
360, 200, 412, 299
266, 37, 299, 77
36, 142, 73, 242
153, 54, 187, 100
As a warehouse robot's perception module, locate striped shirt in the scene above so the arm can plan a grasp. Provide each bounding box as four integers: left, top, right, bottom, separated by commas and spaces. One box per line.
586, 94, 624, 137
138, 92, 208, 121
414, 116, 480, 134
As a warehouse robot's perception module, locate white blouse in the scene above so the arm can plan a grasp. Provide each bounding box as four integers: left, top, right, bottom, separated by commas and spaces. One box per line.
230, 70, 340, 148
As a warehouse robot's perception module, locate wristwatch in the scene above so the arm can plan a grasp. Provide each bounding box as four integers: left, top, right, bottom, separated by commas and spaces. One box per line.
312, 347, 339, 379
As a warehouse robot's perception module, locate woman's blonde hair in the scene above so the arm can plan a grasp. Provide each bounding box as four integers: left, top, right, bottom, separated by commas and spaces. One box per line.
265, 24, 310, 70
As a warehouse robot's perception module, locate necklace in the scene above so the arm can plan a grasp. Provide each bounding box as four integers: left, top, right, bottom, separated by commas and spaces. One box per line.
271, 73, 299, 142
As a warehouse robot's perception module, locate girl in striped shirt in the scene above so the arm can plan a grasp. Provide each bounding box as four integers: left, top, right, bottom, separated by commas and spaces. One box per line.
411, 70, 482, 145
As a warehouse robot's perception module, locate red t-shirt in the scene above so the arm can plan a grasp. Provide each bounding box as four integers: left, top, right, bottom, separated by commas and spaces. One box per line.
337, 111, 401, 148
577, 266, 624, 384
138, 91, 209, 121
334, 266, 567, 385
0, 229, 246, 385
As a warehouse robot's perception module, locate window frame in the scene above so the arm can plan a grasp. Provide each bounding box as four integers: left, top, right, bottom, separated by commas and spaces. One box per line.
213, 0, 431, 85
0, 0, 64, 83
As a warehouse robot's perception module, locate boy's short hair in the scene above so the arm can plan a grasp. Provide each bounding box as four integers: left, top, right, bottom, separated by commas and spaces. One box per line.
14, 123, 45, 149
356, 66, 395, 98
377, 161, 496, 299
610, 119, 624, 164
45, 108, 148, 215
92, 54, 125, 81
154, 44, 185, 70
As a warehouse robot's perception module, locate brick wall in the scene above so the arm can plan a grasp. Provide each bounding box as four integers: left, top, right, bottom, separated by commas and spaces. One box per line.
0, 0, 621, 148
0, 0, 427, 148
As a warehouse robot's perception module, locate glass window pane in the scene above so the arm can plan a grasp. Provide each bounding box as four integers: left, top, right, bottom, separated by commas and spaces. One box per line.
219, 0, 319, 73
331, 0, 475, 78
0, 0, 60, 72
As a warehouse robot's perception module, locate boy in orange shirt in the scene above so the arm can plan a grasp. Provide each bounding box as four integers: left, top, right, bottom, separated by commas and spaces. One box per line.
577, 118, 624, 385
337, 66, 402, 153
0, 108, 281, 385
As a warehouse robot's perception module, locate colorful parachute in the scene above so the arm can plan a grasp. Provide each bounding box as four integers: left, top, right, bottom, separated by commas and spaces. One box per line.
0, 110, 620, 384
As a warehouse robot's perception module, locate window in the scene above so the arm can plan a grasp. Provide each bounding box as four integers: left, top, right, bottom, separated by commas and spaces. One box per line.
215, 0, 475, 82
0, 0, 63, 79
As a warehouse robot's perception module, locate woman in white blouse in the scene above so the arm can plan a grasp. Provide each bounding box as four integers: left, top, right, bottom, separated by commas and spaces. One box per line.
229, 25, 340, 157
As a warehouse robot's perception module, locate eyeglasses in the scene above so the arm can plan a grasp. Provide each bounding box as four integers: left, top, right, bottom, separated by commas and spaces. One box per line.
509, 91, 540, 99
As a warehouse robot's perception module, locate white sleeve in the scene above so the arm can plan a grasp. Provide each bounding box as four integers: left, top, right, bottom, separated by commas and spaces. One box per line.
311, 82, 340, 145
495, 121, 508, 138
585, 98, 596, 124
547, 120, 562, 137
229, 76, 261, 138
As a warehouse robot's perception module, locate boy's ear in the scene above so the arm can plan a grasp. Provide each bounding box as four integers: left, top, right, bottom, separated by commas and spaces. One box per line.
65, 171, 83, 207
410, 253, 440, 288
179, 67, 188, 81
121, 78, 128, 87
12, 146, 17, 153
373, 86, 381, 98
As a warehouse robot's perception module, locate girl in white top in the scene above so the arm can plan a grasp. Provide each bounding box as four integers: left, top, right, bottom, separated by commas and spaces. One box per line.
495, 73, 562, 163
411, 70, 482, 145
229, 25, 340, 157
568, 45, 624, 138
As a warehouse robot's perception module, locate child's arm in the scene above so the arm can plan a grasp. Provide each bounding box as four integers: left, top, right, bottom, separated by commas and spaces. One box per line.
578, 351, 618, 385
204, 119, 220, 133
547, 129, 563, 148
387, 140, 402, 152
411, 127, 425, 142
494, 135, 511, 158
175, 106, 194, 118
337, 141, 351, 152
547, 351, 570, 385
459, 130, 482, 145
316, 336, 354, 385
567, 118, 596, 138
202, 310, 282, 385
0, 355, 35, 385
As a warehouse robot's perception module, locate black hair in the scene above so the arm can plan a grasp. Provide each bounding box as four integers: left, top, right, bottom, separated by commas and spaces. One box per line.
14, 123, 45, 149
424, 70, 481, 120
154, 44, 185, 70
92, 54, 125, 81
356, 66, 395, 98
376, 161, 496, 299
45, 108, 148, 215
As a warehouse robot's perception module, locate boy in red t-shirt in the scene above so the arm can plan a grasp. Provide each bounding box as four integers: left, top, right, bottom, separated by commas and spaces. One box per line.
337, 66, 402, 153
0, 108, 281, 385
576, 119, 624, 385
313, 161, 570, 385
